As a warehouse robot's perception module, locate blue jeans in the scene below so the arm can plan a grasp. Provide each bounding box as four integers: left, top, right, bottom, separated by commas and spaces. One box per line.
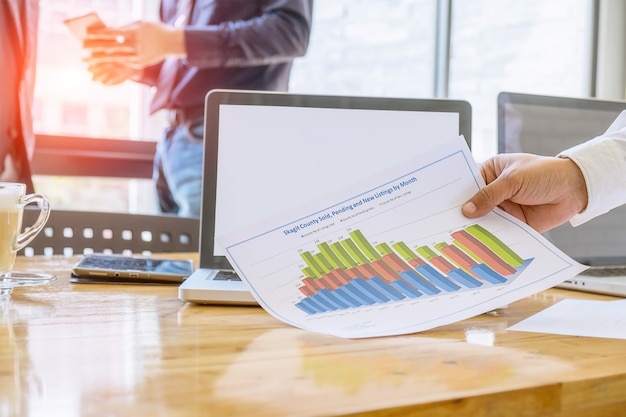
153, 117, 204, 218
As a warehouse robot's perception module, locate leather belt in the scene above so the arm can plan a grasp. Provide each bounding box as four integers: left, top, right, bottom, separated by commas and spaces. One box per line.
166, 106, 205, 125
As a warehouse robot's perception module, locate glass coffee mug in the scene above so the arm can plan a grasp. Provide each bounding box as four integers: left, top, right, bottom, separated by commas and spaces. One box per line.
0, 183, 55, 296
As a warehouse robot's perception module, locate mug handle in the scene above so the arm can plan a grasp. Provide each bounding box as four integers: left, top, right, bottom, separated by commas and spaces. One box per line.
14, 194, 51, 252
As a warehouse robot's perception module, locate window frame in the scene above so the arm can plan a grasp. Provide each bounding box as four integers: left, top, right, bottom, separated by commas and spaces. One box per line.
32, 135, 155, 179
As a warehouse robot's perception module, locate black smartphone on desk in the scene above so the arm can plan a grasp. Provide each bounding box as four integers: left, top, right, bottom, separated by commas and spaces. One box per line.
71, 254, 194, 285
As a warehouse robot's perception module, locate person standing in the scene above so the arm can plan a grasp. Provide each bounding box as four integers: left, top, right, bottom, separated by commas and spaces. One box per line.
0, 0, 39, 192
84, 0, 313, 217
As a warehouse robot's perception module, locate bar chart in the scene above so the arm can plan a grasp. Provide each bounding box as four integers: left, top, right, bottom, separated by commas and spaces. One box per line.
294, 224, 532, 315
222, 137, 584, 338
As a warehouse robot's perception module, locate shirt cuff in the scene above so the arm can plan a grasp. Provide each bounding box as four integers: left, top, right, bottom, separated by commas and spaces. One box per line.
558, 113, 626, 226
184, 27, 226, 67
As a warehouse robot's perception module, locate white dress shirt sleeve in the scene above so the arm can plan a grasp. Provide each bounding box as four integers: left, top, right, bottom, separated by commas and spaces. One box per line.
558, 110, 626, 226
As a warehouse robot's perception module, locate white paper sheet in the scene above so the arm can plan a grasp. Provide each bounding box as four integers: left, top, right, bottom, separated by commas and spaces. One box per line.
508, 298, 626, 339
219, 135, 586, 338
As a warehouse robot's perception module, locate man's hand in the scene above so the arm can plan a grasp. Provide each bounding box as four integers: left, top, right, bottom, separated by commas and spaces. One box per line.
83, 21, 186, 69
87, 62, 141, 85
462, 153, 588, 233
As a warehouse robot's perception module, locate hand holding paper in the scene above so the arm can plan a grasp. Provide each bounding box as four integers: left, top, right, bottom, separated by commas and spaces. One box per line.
219, 135, 586, 338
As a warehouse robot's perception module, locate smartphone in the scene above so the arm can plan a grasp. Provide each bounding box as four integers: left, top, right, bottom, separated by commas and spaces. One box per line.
63, 12, 106, 40
71, 254, 194, 285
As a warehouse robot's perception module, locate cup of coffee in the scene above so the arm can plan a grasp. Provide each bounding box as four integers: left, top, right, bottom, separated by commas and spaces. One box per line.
0, 183, 50, 279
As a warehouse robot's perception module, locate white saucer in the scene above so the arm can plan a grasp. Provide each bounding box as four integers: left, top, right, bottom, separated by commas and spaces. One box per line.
1, 272, 57, 297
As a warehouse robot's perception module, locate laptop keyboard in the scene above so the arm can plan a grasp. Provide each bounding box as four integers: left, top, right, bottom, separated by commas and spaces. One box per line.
214, 270, 241, 281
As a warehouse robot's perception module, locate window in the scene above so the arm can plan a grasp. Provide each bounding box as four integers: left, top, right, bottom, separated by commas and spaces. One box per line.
33, 0, 161, 214
32, 0, 605, 213
61, 103, 87, 129
290, 0, 438, 98
447, 0, 594, 160
35, 0, 152, 139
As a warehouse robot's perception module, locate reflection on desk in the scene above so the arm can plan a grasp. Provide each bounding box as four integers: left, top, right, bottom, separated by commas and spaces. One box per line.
2, 255, 626, 417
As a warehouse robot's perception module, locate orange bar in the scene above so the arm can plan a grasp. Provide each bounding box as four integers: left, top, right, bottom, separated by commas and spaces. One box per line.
346, 267, 362, 279
382, 252, 412, 273
440, 244, 477, 272
408, 257, 426, 268
371, 259, 400, 282
451, 230, 516, 275
358, 264, 377, 279
430, 255, 456, 274
298, 285, 315, 296
319, 274, 339, 289
330, 269, 352, 285
302, 276, 323, 291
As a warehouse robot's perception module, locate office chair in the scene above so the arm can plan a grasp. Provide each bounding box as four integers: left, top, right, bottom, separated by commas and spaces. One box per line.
19, 208, 200, 256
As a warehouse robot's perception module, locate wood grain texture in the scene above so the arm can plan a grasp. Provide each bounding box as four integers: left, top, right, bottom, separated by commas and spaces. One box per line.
1, 255, 625, 417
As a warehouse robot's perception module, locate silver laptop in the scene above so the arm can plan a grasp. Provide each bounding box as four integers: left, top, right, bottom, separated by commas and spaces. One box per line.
179, 89, 472, 305
498, 91, 626, 296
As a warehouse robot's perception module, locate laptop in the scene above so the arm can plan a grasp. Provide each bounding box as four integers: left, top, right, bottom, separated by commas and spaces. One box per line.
178, 89, 472, 305
498, 91, 626, 296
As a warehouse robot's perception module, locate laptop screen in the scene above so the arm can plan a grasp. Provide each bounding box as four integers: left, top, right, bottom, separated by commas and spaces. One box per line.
498, 92, 626, 265
202, 90, 472, 270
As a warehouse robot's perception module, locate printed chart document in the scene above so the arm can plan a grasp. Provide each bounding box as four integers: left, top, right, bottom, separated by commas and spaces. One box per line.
219, 136, 586, 338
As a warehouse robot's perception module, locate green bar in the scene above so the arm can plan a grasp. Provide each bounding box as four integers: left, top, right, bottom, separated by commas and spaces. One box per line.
376, 242, 393, 256
330, 242, 358, 268
318, 242, 344, 269
434, 242, 448, 251
349, 229, 381, 261
466, 224, 524, 266
341, 238, 370, 265
302, 266, 315, 278
392, 241, 416, 261
416, 245, 438, 260
300, 251, 324, 278
314, 252, 333, 273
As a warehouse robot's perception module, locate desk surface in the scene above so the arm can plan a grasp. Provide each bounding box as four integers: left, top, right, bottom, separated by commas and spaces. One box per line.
2, 255, 626, 417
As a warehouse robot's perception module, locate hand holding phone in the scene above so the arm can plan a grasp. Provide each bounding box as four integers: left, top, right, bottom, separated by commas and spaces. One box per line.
63, 12, 106, 40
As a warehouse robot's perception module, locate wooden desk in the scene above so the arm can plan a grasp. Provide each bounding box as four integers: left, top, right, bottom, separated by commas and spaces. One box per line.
2, 255, 626, 417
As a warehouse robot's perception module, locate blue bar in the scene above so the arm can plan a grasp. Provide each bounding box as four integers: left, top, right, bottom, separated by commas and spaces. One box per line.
471, 264, 507, 284
399, 270, 440, 295
295, 299, 317, 314
302, 296, 325, 313
332, 287, 361, 308
448, 269, 483, 288
318, 288, 349, 309
416, 264, 461, 292
345, 282, 377, 305
390, 279, 422, 298
339, 284, 370, 307
299, 297, 324, 314
311, 293, 338, 311
352, 277, 391, 303
368, 277, 406, 301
